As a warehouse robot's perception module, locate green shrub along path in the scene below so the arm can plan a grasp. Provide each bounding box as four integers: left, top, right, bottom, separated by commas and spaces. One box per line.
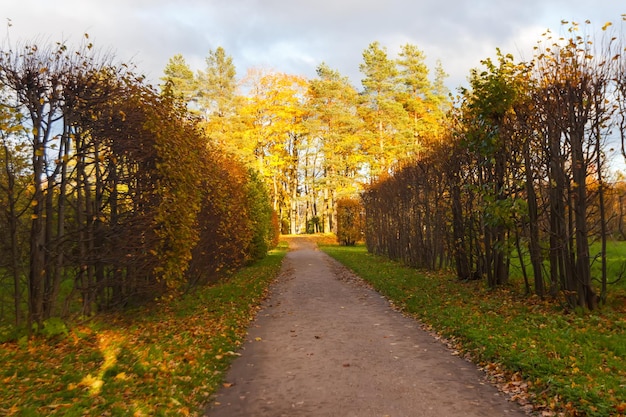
320, 242, 626, 417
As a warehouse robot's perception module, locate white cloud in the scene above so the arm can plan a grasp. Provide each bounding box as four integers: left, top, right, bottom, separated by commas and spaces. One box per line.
2, 0, 624, 90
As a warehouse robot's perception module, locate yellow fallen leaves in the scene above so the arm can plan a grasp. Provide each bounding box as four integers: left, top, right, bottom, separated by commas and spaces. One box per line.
2, 372, 17, 384
77, 374, 104, 396
67, 330, 128, 396
216, 350, 242, 360
115, 372, 129, 381
69, 370, 127, 395
0, 249, 286, 416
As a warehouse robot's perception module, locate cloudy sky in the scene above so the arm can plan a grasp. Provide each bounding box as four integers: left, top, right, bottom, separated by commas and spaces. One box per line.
2, 1, 624, 91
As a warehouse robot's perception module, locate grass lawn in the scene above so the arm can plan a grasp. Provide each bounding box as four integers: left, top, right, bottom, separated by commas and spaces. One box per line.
320, 242, 626, 417
591, 240, 626, 292
0, 242, 288, 416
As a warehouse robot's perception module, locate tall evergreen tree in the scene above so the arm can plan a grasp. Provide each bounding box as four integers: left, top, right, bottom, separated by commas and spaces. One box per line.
396, 43, 432, 156
160, 54, 196, 104
196, 47, 242, 148
359, 42, 406, 179
197, 46, 238, 118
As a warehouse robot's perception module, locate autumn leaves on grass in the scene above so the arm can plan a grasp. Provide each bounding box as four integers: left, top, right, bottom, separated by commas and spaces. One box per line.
0, 246, 287, 416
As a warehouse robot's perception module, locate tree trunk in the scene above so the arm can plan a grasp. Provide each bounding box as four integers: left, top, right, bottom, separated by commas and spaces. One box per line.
29, 139, 47, 328
524, 139, 544, 297
571, 126, 596, 309
595, 119, 608, 304
3, 148, 23, 326
450, 160, 471, 280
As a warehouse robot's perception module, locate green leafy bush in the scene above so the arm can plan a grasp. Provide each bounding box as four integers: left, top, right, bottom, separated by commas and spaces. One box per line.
40, 317, 68, 339
245, 169, 277, 261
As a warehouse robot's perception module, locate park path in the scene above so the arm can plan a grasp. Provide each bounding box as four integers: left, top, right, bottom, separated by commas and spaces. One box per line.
205, 237, 528, 417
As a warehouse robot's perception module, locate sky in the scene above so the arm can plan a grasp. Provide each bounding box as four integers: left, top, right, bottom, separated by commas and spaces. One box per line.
1, 1, 625, 92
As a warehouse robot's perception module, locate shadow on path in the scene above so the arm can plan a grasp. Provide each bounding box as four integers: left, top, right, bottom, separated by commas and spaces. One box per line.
205, 236, 528, 416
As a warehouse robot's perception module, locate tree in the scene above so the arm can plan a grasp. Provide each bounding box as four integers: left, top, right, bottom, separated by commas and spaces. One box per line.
456, 51, 527, 287
396, 43, 431, 155
197, 46, 237, 118
196, 47, 244, 150
0, 40, 99, 325
160, 54, 196, 104
0, 37, 214, 326
238, 70, 308, 233
532, 22, 614, 309
359, 42, 407, 179
0, 88, 30, 326
307, 63, 364, 233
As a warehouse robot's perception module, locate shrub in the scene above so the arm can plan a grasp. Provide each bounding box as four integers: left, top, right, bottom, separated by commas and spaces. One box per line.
245, 169, 276, 261
336, 197, 364, 246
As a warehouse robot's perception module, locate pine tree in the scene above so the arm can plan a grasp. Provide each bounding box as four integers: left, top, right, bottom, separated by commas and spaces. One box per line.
359, 42, 407, 179
160, 54, 196, 104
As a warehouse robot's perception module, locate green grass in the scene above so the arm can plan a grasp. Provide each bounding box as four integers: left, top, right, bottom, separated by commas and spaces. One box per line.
0, 242, 288, 416
321, 243, 626, 417
507, 239, 626, 294
590, 240, 626, 291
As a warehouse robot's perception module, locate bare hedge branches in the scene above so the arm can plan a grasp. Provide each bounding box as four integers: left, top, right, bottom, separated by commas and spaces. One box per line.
0, 38, 277, 329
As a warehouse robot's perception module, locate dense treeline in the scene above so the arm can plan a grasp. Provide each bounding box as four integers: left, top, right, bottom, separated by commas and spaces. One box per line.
0, 37, 277, 331
364, 20, 626, 310
162, 43, 451, 234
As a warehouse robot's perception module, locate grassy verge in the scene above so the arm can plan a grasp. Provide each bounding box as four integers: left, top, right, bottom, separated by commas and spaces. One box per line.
0, 242, 288, 417
321, 243, 626, 417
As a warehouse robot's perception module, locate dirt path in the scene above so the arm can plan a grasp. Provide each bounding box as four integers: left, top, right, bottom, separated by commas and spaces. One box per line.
205, 237, 528, 417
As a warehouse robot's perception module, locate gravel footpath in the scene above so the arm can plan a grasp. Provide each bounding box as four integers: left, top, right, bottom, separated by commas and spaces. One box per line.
205, 237, 529, 417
